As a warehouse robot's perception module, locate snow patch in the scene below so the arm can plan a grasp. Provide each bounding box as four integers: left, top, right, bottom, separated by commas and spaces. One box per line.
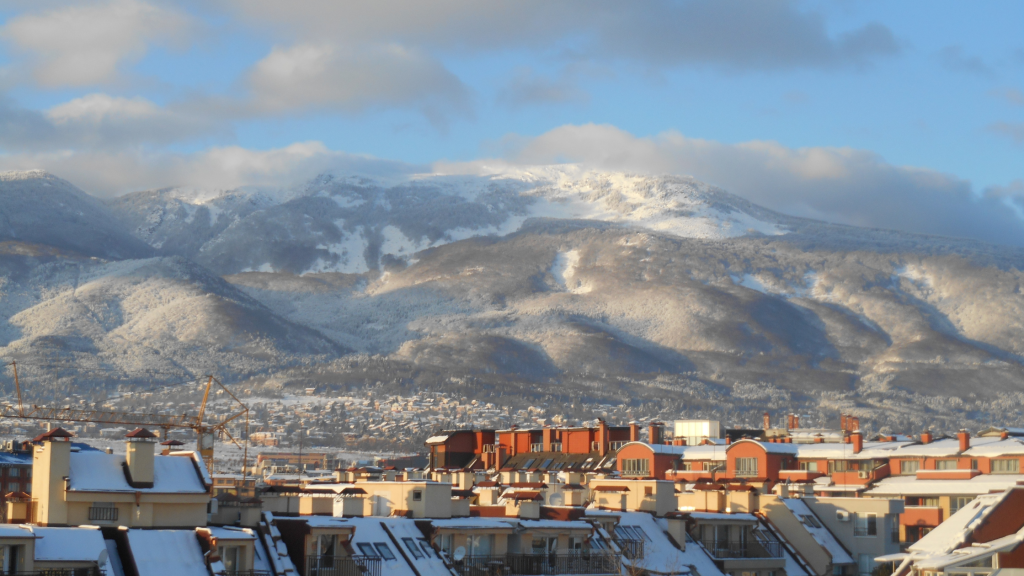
550, 250, 591, 293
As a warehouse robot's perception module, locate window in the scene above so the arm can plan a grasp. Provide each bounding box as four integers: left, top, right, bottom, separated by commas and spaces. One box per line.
900, 460, 920, 475
438, 534, 454, 555
522, 459, 536, 469
888, 514, 900, 543
971, 459, 979, 470
551, 443, 562, 452
318, 535, 336, 557
7, 483, 18, 493
218, 546, 240, 572
992, 459, 1020, 474
936, 459, 957, 470
88, 504, 118, 522
735, 458, 758, 477
858, 554, 874, 576
704, 462, 723, 472
8, 469, 18, 478
622, 459, 650, 477
357, 543, 378, 557
540, 459, 553, 469
800, 461, 819, 472
468, 535, 493, 556
800, 514, 822, 528
412, 490, 422, 502
922, 497, 939, 507
403, 538, 422, 559
855, 514, 877, 537
374, 543, 396, 561
644, 486, 653, 496
951, 497, 974, 515
419, 540, 435, 558
530, 443, 543, 452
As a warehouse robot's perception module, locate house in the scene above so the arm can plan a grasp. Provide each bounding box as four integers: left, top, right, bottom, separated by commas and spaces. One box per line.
31, 427, 211, 528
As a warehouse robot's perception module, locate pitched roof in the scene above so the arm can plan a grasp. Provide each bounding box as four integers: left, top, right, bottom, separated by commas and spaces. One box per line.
33, 428, 74, 442
125, 428, 157, 439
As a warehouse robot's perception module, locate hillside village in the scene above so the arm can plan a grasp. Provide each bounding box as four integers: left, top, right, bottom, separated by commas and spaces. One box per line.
1, 412, 1024, 576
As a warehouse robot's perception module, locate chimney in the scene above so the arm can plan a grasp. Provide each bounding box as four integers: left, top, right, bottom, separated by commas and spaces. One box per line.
629, 422, 640, 442
726, 436, 732, 445
763, 412, 771, 430
787, 414, 794, 430
125, 428, 157, 487
920, 431, 933, 444
542, 427, 554, 452
841, 414, 848, 432
852, 430, 863, 454
31, 427, 74, 526
794, 415, 800, 429
851, 417, 860, 431
649, 422, 663, 446
1002, 431, 1010, 440
598, 420, 608, 457
958, 429, 970, 452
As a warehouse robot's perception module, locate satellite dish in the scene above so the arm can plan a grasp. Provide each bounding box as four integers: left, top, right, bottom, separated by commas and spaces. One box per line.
97, 549, 109, 566
453, 547, 466, 561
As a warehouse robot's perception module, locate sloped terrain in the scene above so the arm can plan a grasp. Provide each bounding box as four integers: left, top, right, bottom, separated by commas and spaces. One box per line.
0, 171, 153, 260
3, 167, 1024, 431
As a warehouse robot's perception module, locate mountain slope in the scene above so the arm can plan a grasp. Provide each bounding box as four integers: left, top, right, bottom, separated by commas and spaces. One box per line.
0, 171, 154, 260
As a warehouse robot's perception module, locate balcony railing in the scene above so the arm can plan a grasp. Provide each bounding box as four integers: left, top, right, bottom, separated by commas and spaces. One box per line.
218, 571, 272, 576
700, 539, 783, 559
450, 553, 622, 576
88, 506, 118, 521
305, 555, 381, 576
613, 538, 645, 560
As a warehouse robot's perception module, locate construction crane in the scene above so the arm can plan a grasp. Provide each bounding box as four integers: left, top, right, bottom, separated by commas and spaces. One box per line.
0, 361, 250, 477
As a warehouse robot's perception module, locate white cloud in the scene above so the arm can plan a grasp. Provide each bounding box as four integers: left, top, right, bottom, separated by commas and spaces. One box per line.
0, 142, 423, 196
0, 0, 192, 87
0, 94, 220, 150
247, 43, 470, 122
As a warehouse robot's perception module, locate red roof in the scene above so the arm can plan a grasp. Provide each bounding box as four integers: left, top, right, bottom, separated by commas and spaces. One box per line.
507, 491, 542, 501
125, 428, 157, 439
32, 428, 73, 442
160, 439, 185, 446
509, 482, 547, 489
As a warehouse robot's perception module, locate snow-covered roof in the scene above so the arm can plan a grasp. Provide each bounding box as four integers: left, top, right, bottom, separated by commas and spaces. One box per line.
127, 529, 208, 576
687, 512, 759, 522
890, 437, 1005, 458
964, 438, 1024, 457
517, 519, 592, 530
782, 499, 854, 565
907, 491, 1009, 554
594, 510, 707, 575
34, 526, 107, 562
201, 526, 256, 541
424, 435, 450, 444
381, 518, 455, 576
344, 518, 419, 576
428, 518, 516, 530
914, 528, 1024, 570
789, 441, 914, 460
0, 525, 34, 538
866, 474, 1024, 497
626, 442, 727, 460
68, 452, 206, 493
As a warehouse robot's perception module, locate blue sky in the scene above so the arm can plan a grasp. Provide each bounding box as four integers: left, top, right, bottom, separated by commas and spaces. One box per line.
0, 0, 1021, 244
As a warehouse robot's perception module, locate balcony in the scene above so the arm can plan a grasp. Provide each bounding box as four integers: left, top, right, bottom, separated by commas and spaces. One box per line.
450, 553, 622, 576
700, 539, 783, 559
778, 469, 824, 482
305, 555, 381, 576
901, 506, 943, 527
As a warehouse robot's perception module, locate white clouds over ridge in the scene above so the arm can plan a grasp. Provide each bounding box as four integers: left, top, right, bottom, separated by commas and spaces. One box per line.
0, 0, 193, 87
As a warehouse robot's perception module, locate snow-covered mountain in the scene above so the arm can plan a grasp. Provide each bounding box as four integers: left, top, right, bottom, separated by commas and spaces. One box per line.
107, 167, 793, 275
0, 170, 153, 260
3, 167, 1024, 432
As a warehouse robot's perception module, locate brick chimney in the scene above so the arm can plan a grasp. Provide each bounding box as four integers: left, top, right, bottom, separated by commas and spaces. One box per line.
958, 429, 970, 452
920, 431, 933, 444
598, 420, 608, 456
763, 412, 771, 430
794, 415, 801, 429
841, 414, 848, 431
629, 422, 640, 442
851, 416, 860, 431
852, 430, 863, 454
1002, 431, 1010, 440
787, 414, 795, 430
649, 422, 663, 446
